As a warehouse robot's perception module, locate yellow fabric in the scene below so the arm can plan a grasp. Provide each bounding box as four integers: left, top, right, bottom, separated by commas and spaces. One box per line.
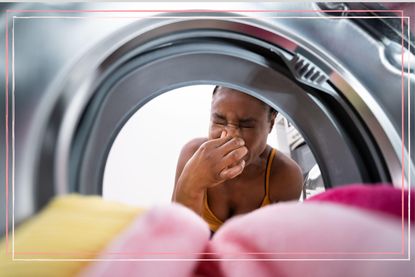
0, 194, 144, 277
202, 148, 277, 232
260, 148, 276, 206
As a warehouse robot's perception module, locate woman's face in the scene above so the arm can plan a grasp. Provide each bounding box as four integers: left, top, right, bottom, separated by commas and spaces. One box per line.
209, 87, 275, 166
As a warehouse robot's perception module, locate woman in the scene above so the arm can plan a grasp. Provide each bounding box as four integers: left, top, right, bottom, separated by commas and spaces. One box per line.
172, 86, 303, 232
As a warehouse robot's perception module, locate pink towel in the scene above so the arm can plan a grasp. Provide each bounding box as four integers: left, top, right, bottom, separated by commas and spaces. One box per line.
80, 204, 210, 277
306, 184, 413, 222
210, 184, 414, 276
210, 202, 413, 277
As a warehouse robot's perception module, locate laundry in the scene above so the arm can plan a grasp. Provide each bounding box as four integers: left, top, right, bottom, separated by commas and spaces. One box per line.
2, 3, 411, 239
305, 184, 413, 222
82, 184, 415, 276
1, 184, 413, 276
0, 195, 145, 276
0, 3, 413, 277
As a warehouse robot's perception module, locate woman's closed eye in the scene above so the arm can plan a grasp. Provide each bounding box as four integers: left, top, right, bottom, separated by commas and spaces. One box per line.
239, 123, 255, 129
213, 120, 226, 126
212, 113, 227, 125
239, 119, 257, 129
212, 120, 256, 128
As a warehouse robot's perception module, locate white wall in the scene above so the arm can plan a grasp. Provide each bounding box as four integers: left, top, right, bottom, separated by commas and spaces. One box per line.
103, 85, 279, 207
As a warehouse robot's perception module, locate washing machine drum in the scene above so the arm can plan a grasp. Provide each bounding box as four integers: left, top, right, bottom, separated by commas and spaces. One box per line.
3, 3, 413, 231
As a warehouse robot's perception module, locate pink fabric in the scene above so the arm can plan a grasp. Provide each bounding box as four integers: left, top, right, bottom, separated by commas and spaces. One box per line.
81, 184, 414, 276
80, 204, 210, 277
382, 3, 415, 32
210, 202, 413, 277
306, 184, 413, 222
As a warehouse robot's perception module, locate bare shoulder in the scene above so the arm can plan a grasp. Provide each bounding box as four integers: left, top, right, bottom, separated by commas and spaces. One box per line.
174, 137, 208, 185
269, 149, 303, 202
180, 137, 208, 158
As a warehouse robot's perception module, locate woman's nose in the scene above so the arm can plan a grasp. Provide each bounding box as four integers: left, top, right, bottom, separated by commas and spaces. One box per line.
225, 124, 241, 137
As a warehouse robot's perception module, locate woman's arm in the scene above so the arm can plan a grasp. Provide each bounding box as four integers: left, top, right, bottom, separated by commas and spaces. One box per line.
172, 132, 247, 215
172, 138, 207, 214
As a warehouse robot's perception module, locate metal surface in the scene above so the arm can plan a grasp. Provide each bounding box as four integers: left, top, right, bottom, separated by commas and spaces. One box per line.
1, 2, 413, 235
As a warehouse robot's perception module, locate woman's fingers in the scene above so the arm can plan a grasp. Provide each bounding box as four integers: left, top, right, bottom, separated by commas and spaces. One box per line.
209, 130, 246, 158
220, 130, 226, 139
219, 160, 246, 179
222, 145, 248, 166
218, 136, 245, 156
218, 145, 248, 180
204, 130, 232, 148
195, 130, 248, 184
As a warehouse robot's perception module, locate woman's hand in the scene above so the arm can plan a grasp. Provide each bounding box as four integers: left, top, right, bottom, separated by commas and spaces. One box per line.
174, 131, 247, 214
182, 131, 247, 190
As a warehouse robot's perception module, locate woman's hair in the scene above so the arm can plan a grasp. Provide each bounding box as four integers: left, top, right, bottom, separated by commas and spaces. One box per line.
212, 85, 220, 95
212, 85, 277, 117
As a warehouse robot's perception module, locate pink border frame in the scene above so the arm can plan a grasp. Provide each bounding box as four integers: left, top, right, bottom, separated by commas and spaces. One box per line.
3, 8, 409, 260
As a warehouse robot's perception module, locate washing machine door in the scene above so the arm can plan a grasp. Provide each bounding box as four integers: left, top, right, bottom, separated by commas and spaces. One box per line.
1, 2, 413, 234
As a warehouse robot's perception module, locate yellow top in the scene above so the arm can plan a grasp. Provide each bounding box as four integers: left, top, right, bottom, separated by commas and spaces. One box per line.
202, 148, 277, 232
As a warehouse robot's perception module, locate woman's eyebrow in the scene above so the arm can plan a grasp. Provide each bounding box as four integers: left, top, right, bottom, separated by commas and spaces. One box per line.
212, 113, 257, 123
212, 113, 226, 120
239, 117, 257, 123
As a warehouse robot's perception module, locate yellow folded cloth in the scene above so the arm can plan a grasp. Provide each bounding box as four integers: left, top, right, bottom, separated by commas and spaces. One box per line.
0, 194, 144, 277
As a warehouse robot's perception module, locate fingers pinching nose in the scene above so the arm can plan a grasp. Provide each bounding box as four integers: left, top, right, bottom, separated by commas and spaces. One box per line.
219, 159, 246, 179
236, 138, 245, 146
220, 130, 227, 138
240, 159, 246, 169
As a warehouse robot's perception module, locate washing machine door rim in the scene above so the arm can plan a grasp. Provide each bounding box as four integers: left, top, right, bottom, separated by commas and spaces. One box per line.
30, 19, 402, 203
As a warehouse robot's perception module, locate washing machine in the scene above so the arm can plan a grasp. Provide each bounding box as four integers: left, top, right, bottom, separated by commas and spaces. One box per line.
0, 2, 413, 235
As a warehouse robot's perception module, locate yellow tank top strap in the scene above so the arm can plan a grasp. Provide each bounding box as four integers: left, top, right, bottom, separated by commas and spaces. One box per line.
262, 148, 277, 206
202, 191, 223, 232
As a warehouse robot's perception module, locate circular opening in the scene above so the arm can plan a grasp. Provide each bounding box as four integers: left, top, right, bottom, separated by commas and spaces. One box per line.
67, 32, 391, 197
36, 17, 396, 207
103, 85, 323, 206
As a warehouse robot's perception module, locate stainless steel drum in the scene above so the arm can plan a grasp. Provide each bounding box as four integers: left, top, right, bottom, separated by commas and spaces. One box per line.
1, 2, 413, 234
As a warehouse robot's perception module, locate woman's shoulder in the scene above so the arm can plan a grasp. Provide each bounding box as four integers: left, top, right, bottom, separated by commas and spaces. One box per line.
272, 149, 300, 171
174, 137, 209, 184
269, 148, 303, 201
178, 137, 209, 161
181, 137, 209, 154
